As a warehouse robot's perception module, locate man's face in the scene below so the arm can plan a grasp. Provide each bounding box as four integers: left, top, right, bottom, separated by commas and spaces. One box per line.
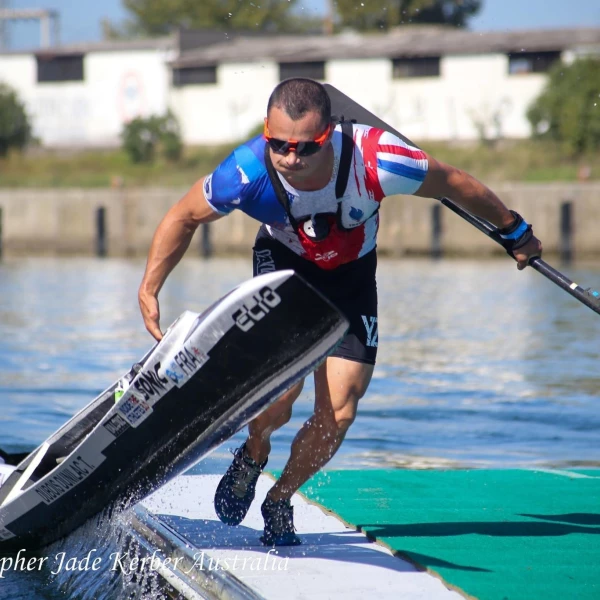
265, 106, 332, 180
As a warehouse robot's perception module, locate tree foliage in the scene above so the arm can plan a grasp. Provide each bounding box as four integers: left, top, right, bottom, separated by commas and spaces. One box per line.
110, 0, 480, 37
0, 83, 31, 157
333, 0, 482, 32
113, 0, 313, 37
527, 58, 600, 155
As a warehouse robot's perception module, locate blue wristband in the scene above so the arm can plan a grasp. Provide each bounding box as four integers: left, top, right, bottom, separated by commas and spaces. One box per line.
499, 219, 529, 240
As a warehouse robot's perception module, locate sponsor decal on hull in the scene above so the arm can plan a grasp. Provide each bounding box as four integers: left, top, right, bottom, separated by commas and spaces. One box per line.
118, 340, 209, 427
163, 342, 209, 389
118, 389, 153, 428
131, 360, 174, 405
34, 451, 106, 506
103, 413, 130, 439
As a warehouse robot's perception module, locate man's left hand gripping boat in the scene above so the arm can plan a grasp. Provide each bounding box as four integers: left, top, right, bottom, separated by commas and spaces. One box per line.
0, 270, 348, 554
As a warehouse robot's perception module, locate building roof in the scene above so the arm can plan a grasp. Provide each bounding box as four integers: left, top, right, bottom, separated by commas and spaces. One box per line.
171, 26, 600, 67
0, 36, 177, 56
2, 26, 599, 63
0, 28, 283, 57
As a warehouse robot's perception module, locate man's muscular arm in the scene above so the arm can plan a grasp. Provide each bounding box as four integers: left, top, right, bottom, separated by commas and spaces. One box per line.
139, 177, 223, 340
414, 154, 542, 269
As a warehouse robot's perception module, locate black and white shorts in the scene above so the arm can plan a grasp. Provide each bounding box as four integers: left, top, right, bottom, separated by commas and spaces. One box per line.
252, 229, 378, 365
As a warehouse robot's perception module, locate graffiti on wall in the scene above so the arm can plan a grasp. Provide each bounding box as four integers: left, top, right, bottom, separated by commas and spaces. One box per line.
119, 72, 147, 124
25, 70, 149, 146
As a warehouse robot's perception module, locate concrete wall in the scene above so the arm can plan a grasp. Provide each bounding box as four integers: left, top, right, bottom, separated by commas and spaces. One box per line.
1, 183, 598, 259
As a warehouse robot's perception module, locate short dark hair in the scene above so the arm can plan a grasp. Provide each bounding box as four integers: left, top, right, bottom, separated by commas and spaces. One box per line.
267, 78, 331, 127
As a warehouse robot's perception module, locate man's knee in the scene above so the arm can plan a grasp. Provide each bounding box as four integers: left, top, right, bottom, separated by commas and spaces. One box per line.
335, 373, 370, 432
314, 400, 357, 438
315, 377, 365, 434
280, 379, 305, 404
250, 380, 303, 433
274, 405, 294, 428
333, 404, 357, 435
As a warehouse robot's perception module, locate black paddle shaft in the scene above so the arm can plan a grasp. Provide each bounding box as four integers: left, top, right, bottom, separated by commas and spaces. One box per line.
324, 84, 600, 318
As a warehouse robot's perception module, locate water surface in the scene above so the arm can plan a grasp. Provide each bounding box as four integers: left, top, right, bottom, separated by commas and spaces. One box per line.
1, 256, 599, 598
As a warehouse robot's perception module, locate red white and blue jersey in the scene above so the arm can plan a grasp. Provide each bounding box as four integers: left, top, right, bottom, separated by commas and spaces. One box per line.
203, 123, 428, 266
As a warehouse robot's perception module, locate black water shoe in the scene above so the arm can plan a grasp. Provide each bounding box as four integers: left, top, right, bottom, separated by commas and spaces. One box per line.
214, 443, 267, 526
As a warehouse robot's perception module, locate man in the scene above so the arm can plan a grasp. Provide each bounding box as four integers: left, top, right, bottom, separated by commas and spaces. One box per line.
138, 78, 542, 546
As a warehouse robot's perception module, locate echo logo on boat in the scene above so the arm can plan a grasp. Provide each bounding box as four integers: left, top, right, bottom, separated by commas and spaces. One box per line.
233, 286, 282, 332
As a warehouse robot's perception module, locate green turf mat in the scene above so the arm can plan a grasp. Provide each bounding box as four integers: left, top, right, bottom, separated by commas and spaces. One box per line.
291, 470, 600, 600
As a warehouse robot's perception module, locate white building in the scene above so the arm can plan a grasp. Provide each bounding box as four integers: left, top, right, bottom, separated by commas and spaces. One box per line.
0, 36, 175, 146
0, 26, 599, 147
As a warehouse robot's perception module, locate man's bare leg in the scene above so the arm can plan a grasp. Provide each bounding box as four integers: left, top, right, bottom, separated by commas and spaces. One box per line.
244, 380, 305, 464
266, 356, 374, 502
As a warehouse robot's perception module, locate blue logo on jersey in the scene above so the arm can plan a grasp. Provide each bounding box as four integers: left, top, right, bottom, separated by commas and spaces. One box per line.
349, 207, 364, 221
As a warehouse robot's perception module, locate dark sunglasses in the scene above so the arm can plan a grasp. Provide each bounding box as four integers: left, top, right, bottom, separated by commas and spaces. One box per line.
263, 122, 331, 157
